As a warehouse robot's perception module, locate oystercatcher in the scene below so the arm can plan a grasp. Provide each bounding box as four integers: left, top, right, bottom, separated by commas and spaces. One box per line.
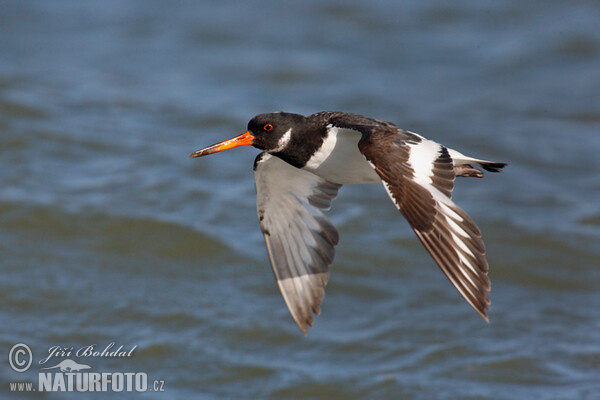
190, 111, 506, 334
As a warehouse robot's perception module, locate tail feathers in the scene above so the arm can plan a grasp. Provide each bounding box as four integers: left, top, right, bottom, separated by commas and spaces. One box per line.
455, 160, 507, 177
477, 161, 507, 173
447, 149, 507, 176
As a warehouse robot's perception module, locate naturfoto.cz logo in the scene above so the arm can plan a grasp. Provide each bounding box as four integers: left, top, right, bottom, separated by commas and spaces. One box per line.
8, 343, 165, 393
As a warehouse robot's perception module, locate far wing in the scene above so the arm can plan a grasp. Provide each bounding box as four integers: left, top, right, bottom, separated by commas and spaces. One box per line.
358, 130, 491, 319
254, 153, 342, 334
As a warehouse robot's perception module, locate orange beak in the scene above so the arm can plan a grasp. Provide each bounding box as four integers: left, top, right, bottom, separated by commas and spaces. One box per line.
189, 131, 255, 158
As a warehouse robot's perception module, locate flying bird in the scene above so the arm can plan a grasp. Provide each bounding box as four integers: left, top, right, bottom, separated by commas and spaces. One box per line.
190, 111, 506, 334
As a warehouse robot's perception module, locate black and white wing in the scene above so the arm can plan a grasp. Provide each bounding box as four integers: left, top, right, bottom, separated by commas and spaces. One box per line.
358, 128, 491, 320
254, 153, 342, 334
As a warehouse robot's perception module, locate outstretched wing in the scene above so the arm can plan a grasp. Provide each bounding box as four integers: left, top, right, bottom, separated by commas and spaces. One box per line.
358, 128, 491, 320
254, 153, 342, 334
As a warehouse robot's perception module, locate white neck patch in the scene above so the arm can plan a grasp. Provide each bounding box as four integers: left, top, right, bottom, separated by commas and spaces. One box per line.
303, 124, 337, 170
271, 128, 292, 153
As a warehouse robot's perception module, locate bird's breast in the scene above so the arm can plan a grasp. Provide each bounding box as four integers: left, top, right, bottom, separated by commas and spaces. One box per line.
302, 127, 381, 184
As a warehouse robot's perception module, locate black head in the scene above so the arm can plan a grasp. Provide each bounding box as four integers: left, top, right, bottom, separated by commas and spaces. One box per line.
247, 112, 306, 152
189, 111, 321, 166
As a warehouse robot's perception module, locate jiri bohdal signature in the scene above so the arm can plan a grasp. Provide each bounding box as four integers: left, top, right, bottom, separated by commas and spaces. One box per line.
38, 342, 137, 365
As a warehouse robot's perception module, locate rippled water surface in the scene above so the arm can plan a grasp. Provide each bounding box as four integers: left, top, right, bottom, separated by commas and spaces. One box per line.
1, 1, 599, 399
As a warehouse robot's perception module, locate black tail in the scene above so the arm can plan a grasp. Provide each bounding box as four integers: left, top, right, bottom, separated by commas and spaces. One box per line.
479, 161, 508, 173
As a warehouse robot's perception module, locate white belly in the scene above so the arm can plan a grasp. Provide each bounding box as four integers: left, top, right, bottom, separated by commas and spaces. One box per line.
302, 127, 381, 184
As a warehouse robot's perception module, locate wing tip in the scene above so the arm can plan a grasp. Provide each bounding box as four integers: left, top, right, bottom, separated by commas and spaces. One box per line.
465, 275, 491, 323
276, 276, 327, 336
293, 313, 313, 336
474, 299, 490, 322
298, 322, 309, 336
480, 311, 490, 323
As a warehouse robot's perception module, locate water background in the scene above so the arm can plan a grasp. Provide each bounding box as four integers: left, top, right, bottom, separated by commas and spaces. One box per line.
1, 1, 599, 399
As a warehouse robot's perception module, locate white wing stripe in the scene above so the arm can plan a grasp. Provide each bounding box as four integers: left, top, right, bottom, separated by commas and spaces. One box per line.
439, 201, 463, 222
451, 232, 472, 255
407, 140, 442, 187
446, 217, 470, 238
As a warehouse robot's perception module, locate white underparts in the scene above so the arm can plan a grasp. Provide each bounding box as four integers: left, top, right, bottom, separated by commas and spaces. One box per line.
302, 126, 380, 184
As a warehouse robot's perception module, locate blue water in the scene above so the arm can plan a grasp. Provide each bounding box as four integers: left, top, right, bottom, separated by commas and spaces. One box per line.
1, 1, 599, 399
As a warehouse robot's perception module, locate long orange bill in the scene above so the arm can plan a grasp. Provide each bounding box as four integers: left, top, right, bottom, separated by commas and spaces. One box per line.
189, 131, 255, 158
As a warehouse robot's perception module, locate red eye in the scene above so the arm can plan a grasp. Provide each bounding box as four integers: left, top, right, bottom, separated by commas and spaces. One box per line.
263, 123, 273, 131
